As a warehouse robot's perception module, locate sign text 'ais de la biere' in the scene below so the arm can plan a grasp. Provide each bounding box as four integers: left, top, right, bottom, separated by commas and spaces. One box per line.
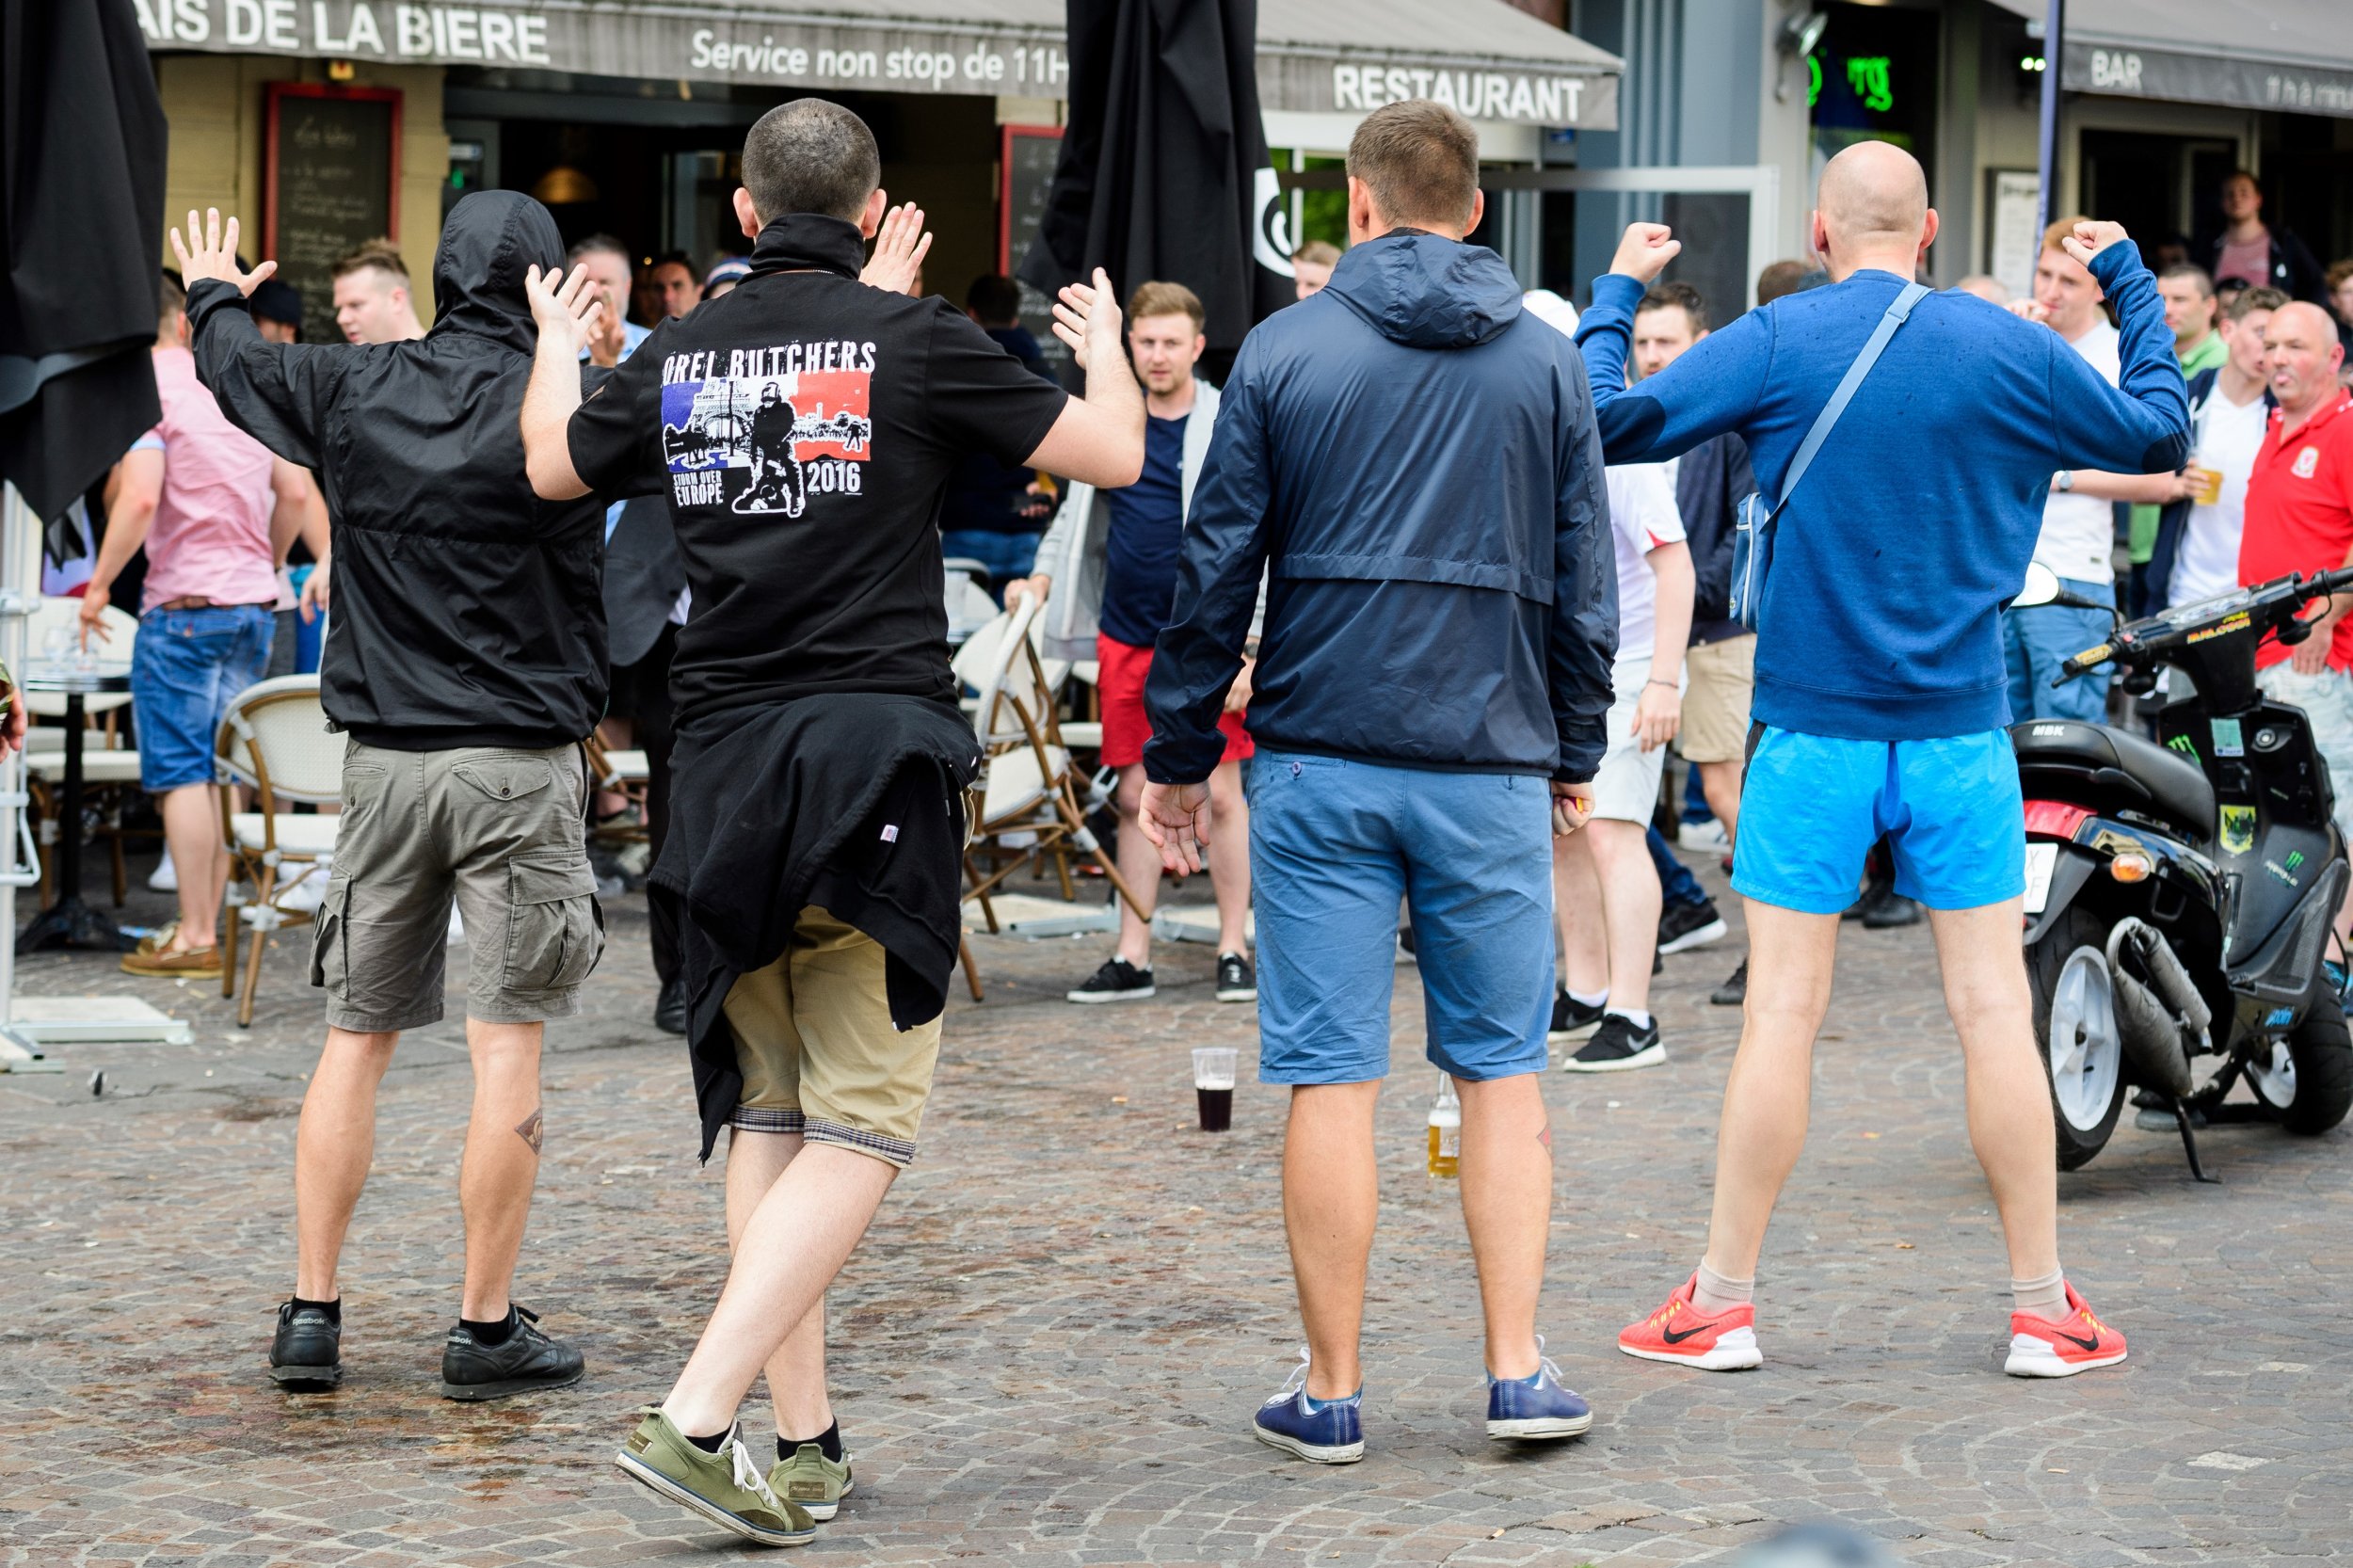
134, 1, 1617, 128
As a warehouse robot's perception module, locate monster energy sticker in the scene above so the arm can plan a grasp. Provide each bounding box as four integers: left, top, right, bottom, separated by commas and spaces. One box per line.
2220, 805, 2256, 856
659, 342, 876, 518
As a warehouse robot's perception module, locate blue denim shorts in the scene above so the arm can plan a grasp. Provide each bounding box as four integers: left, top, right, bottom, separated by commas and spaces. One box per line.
1247, 750, 1554, 1084
1733, 726, 2025, 915
130, 604, 275, 792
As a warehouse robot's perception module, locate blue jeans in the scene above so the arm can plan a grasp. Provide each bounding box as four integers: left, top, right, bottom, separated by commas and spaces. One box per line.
1248, 750, 1553, 1084
131, 604, 275, 792
1646, 825, 1710, 908
939, 530, 1043, 606
2002, 578, 2113, 724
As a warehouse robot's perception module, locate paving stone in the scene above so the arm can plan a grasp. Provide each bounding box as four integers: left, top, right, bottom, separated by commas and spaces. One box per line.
3, 854, 2348, 1563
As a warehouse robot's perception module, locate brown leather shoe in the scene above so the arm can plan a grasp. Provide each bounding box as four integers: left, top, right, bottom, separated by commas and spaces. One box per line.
121, 942, 221, 978
134, 920, 180, 956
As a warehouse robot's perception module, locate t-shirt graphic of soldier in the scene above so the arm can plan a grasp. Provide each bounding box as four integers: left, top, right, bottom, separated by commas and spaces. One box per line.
659, 347, 875, 519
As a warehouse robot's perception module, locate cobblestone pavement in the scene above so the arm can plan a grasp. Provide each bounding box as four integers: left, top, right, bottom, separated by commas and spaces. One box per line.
4, 847, 2349, 1567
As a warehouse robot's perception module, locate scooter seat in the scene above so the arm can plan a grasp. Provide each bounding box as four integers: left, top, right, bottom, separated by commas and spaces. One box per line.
2009, 719, 2216, 843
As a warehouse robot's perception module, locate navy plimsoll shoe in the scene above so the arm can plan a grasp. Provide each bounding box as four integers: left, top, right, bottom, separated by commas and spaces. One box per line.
1485, 1337, 1593, 1441
1252, 1349, 1365, 1464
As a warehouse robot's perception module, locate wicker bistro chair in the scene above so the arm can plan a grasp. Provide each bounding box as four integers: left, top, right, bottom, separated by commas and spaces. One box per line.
213, 676, 343, 1027
957, 596, 1148, 1000
581, 732, 652, 848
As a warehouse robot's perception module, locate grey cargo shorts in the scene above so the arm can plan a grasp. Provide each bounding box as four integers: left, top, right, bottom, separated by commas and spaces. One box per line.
312, 739, 606, 1032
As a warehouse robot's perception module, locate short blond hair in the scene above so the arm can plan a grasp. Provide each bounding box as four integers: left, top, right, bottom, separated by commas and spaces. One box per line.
1292, 240, 1341, 268
2041, 216, 2093, 255
1128, 280, 1205, 334
1347, 100, 1479, 230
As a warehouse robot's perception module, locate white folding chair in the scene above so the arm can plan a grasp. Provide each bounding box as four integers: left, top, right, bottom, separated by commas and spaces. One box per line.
214, 675, 343, 1027
23, 595, 144, 904
960, 596, 1147, 1000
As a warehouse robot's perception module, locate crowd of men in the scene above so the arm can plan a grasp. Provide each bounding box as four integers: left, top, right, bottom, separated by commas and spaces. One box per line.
42, 85, 2353, 1553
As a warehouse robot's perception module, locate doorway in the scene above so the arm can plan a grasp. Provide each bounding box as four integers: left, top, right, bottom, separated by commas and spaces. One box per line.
2080, 130, 2238, 267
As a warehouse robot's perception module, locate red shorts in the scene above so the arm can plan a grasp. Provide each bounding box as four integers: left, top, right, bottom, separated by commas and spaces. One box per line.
1096, 634, 1252, 770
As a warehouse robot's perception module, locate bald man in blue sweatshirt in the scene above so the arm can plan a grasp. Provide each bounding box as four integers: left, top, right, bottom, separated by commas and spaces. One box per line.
1583, 143, 2187, 1379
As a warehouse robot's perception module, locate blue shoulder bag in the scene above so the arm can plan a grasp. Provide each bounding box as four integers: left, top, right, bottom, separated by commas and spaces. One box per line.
1728, 281, 1931, 631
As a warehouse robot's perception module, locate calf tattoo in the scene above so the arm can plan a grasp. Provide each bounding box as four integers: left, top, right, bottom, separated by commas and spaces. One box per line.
515, 1108, 544, 1154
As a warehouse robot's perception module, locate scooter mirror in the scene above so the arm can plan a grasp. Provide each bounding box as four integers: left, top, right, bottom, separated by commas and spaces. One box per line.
2012, 562, 2063, 609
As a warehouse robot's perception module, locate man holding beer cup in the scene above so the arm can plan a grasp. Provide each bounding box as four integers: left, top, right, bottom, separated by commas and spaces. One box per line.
2147, 287, 2285, 615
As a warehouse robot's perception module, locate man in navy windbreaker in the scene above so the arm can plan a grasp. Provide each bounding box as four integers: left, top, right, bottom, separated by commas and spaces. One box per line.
1136, 100, 1617, 1464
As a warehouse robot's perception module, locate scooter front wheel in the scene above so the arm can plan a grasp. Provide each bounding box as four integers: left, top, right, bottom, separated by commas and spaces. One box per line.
2028, 906, 2127, 1169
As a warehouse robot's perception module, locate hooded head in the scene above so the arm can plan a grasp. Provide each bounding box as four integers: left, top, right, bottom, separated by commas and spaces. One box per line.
430, 190, 566, 355
1321, 98, 1519, 351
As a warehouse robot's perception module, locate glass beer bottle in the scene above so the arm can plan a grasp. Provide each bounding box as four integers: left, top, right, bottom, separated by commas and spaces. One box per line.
1426, 1074, 1461, 1178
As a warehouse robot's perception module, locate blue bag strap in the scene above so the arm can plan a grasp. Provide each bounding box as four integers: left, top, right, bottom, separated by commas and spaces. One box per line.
1769, 281, 1931, 520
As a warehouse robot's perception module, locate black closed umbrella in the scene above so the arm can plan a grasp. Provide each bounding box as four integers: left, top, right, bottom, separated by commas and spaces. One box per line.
1020, 0, 1293, 361
0, 0, 168, 523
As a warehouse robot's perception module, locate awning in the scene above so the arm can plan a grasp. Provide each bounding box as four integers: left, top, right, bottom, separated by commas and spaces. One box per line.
133, 0, 1622, 129
1991, 0, 2353, 119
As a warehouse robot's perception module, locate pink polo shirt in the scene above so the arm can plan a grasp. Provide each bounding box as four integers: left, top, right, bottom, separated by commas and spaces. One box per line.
132, 347, 281, 613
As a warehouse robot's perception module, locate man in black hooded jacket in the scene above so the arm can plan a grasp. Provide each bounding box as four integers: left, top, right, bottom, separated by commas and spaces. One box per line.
174, 197, 604, 1401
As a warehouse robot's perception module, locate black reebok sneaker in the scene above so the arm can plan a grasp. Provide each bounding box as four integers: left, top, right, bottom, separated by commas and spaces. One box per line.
1066, 956, 1155, 1003
1215, 952, 1257, 1002
1711, 958, 1748, 1007
269, 1300, 343, 1389
1561, 1014, 1666, 1073
440, 1304, 585, 1401
1547, 990, 1605, 1043
1657, 898, 1728, 954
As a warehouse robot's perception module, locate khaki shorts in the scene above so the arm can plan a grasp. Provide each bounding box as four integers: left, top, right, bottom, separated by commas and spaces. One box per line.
1681, 634, 1756, 764
725, 906, 943, 1168
314, 740, 604, 1032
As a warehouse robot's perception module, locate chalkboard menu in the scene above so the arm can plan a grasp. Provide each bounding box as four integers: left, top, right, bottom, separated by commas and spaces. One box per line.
998, 125, 1074, 390
264, 85, 402, 347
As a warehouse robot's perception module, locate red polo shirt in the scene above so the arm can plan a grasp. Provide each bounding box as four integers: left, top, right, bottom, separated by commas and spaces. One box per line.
2241, 392, 2353, 670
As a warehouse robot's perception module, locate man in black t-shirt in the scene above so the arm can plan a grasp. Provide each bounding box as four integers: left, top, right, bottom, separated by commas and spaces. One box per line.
520, 97, 1144, 1546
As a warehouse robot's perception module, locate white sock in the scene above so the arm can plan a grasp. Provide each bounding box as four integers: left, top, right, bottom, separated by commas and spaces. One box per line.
1606, 1005, 1652, 1029
2011, 1266, 2068, 1320
1567, 987, 1607, 1008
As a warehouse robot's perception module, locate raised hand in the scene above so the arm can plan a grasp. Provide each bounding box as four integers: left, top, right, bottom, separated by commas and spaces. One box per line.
860, 200, 933, 296
169, 208, 276, 297
1610, 222, 1681, 285
522, 263, 604, 360
1051, 268, 1124, 372
2060, 220, 2132, 270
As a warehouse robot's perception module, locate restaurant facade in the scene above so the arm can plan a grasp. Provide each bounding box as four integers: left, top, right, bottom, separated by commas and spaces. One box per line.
134, 0, 1623, 345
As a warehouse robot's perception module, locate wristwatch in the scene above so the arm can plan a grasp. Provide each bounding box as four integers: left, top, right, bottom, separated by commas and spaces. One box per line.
2055, 470, 2074, 493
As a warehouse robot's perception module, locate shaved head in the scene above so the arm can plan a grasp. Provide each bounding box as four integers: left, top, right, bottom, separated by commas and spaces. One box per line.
2272, 300, 2343, 347
1817, 142, 1929, 250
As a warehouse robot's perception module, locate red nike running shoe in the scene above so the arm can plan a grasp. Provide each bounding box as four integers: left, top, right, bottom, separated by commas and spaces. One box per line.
1617, 1275, 1763, 1370
2005, 1282, 2127, 1377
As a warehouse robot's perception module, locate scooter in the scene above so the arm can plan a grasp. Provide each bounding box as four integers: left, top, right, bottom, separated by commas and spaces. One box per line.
2009, 562, 2353, 1177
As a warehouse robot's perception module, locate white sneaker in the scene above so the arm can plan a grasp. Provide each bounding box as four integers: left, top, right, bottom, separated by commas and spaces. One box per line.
148, 848, 178, 893
447, 904, 466, 946
1676, 819, 1731, 855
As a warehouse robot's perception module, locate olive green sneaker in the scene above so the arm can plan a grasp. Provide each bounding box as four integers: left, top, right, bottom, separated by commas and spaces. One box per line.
767, 1441, 855, 1522
616, 1407, 816, 1547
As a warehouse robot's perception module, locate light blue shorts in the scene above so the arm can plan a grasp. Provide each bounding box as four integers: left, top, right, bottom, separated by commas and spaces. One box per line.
1247, 751, 1553, 1085
1733, 727, 2025, 915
